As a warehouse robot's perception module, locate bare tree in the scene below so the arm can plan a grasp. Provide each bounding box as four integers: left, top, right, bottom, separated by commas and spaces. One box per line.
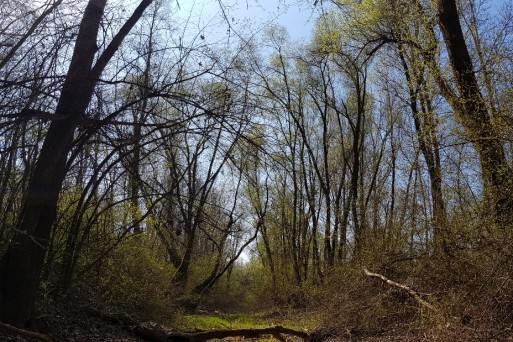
0, 0, 154, 327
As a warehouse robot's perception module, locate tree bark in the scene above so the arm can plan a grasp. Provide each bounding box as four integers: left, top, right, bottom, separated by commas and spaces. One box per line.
437, 0, 513, 226
0, 0, 107, 326
0, 0, 154, 327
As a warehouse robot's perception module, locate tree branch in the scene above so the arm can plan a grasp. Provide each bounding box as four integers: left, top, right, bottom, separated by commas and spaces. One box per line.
0, 321, 53, 342
173, 325, 310, 342
0, 0, 63, 70
90, 0, 154, 80
363, 267, 438, 312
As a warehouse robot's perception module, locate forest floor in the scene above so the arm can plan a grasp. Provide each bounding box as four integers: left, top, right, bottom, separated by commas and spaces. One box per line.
1, 288, 513, 341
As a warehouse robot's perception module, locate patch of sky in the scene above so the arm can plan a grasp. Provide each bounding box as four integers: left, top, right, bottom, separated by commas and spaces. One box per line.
175, 0, 317, 45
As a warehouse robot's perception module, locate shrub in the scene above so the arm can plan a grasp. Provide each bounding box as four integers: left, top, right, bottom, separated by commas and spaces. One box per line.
94, 235, 177, 321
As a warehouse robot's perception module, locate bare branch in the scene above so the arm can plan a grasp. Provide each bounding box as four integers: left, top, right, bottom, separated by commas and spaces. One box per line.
0, 0, 63, 70
363, 268, 438, 312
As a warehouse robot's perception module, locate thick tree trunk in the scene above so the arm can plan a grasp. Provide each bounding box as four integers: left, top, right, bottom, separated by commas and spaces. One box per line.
0, 0, 107, 326
437, 0, 513, 226
170, 231, 195, 286
0, 0, 154, 327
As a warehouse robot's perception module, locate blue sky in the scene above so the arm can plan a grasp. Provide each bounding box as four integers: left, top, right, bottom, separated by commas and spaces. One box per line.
175, 0, 316, 43
175, 0, 508, 46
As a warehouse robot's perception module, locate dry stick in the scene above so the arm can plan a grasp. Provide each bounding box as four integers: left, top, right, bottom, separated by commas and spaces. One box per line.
363, 267, 438, 312
0, 321, 53, 342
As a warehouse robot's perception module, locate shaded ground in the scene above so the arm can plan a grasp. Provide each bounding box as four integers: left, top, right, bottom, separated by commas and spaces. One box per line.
0, 287, 144, 342
1, 289, 513, 342
316, 326, 513, 342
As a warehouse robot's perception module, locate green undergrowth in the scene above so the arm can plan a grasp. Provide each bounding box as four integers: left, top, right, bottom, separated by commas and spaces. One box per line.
170, 310, 318, 333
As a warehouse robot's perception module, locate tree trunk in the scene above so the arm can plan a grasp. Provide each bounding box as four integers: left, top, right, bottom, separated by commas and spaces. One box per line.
397, 45, 449, 255
170, 228, 196, 287
0, 0, 107, 326
129, 31, 153, 234
0, 0, 154, 327
437, 0, 513, 226
351, 70, 366, 259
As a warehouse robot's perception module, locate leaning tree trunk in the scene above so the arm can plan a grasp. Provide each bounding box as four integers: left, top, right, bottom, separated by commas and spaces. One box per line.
437, 0, 513, 226
0, 0, 154, 327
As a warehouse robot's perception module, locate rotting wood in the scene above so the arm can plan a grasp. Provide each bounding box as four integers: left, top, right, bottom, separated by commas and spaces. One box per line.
363, 267, 438, 312
0, 321, 53, 342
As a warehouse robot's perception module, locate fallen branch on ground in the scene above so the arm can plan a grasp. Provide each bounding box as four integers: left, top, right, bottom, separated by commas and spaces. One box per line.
0, 321, 53, 342
134, 322, 310, 342
166, 325, 310, 342
88, 308, 310, 341
363, 267, 438, 312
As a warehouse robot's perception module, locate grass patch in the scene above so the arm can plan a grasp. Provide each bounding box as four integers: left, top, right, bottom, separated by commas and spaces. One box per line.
170, 311, 319, 332
173, 313, 271, 331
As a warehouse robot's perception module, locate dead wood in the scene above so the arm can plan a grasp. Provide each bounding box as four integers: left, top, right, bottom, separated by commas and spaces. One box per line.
87, 307, 310, 341
167, 325, 310, 341
134, 323, 310, 342
363, 267, 438, 312
0, 321, 53, 342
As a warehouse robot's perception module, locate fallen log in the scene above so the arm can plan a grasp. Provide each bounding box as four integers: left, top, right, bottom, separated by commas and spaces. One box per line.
0, 321, 53, 342
167, 325, 310, 342
363, 267, 438, 312
87, 307, 310, 341
133, 322, 310, 342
